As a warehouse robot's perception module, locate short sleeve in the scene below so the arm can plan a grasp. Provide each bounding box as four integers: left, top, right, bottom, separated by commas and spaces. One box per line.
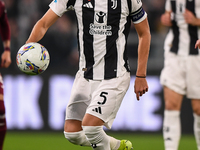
49, 0, 68, 17
165, 0, 171, 12
130, 0, 147, 24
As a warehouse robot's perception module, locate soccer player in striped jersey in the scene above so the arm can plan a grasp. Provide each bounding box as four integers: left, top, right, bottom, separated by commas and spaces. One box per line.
26, 0, 151, 149
0, 1, 11, 150
160, 0, 200, 150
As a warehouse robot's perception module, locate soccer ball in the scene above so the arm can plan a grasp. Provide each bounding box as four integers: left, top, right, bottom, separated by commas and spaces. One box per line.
16, 42, 50, 75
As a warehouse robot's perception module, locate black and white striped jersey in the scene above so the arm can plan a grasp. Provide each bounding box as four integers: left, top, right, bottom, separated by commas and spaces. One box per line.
50, 0, 147, 80
164, 0, 200, 56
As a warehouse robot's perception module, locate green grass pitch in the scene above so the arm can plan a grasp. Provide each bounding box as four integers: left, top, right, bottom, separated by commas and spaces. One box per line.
3, 131, 197, 150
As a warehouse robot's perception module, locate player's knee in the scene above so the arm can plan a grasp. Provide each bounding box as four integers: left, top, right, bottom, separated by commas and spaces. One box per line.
165, 100, 181, 110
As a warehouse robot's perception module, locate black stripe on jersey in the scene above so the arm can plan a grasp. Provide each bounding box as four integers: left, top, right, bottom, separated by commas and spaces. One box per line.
104, 0, 121, 79
123, 0, 132, 72
82, 0, 95, 79
66, 0, 76, 8
127, 0, 131, 14
186, 0, 198, 55
170, 1, 179, 54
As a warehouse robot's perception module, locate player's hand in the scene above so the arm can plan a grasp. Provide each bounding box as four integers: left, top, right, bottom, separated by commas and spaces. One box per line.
195, 40, 200, 49
184, 9, 197, 26
160, 11, 172, 26
1, 51, 11, 68
134, 77, 148, 101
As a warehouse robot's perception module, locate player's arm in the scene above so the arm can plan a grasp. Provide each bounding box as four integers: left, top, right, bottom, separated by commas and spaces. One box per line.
134, 17, 151, 101
0, 3, 11, 68
184, 9, 200, 26
1, 40, 11, 68
160, 11, 172, 27
26, 8, 59, 43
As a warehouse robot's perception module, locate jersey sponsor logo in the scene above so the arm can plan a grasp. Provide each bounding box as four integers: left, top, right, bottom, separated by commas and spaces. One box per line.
54, 0, 57, 3
89, 12, 112, 36
83, 1, 93, 8
111, 0, 117, 9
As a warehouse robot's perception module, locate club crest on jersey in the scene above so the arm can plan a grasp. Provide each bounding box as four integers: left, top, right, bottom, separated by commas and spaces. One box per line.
111, 0, 117, 9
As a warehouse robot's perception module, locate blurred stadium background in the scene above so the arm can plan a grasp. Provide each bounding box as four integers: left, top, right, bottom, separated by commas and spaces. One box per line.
0, 0, 196, 149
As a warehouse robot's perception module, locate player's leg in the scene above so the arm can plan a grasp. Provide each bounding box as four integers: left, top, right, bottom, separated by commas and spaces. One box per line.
82, 114, 110, 150
187, 56, 200, 150
82, 114, 133, 150
0, 74, 6, 150
160, 52, 186, 150
63, 72, 119, 148
163, 86, 183, 150
191, 100, 200, 150
63, 71, 91, 146
82, 72, 132, 150
64, 119, 91, 146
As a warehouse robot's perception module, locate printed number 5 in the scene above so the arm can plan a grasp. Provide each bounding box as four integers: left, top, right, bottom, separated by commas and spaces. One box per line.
98, 92, 108, 105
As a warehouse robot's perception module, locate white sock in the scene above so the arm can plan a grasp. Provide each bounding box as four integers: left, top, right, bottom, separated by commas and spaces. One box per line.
193, 113, 200, 150
82, 126, 110, 150
63, 130, 120, 149
163, 110, 181, 150
109, 136, 121, 150
64, 130, 90, 146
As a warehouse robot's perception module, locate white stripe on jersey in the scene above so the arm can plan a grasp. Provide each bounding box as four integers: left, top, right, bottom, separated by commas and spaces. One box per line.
75, 1, 86, 78
116, 0, 129, 77
92, 1, 107, 79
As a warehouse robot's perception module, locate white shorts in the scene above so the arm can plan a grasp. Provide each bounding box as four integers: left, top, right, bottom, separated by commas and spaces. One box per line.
160, 52, 200, 99
65, 71, 130, 129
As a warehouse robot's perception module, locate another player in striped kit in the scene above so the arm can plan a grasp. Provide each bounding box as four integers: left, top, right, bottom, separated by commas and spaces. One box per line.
160, 0, 200, 150
26, 0, 151, 149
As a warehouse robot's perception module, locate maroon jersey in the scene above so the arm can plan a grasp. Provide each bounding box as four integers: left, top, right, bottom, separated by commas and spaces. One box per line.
0, 0, 10, 41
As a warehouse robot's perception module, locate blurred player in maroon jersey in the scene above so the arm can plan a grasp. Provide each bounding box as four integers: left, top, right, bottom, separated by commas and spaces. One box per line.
0, 1, 11, 150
